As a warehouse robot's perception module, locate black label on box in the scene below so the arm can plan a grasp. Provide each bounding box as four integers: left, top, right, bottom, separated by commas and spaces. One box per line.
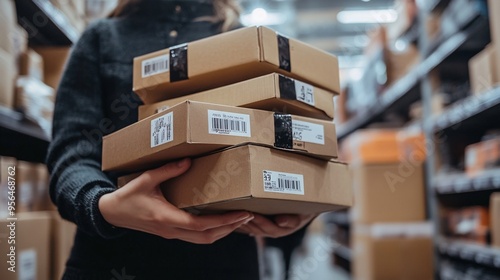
274, 113, 293, 149
277, 34, 291, 72
170, 44, 188, 82
278, 75, 297, 100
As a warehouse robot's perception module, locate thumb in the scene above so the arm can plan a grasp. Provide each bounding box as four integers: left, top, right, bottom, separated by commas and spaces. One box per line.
137, 158, 191, 188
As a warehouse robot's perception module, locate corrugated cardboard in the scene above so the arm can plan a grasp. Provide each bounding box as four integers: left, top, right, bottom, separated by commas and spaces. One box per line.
31, 47, 70, 90
19, 49, 45, 81
103, 101, 338, 172
0, 0, 17, 54
138, 73, 335, 120
469, 44, 498, 95
0, 212, 52, 280
352, 223, 434, 280
0, 156, 16, 218
465, 137, 500, 176
0, 48, 16, 108
351, 163, 426, 223
133, 26, 340, 104
491, 193, 500, 248
50, 212, 76, 280
488, 0, 500, 83
17, 161, 38, 213
340, 129, 401, 165
118, 144, 353, 215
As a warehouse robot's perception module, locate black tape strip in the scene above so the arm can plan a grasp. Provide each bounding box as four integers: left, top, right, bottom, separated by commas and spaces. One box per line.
278, 75, 297, 100
170, 44, 188, 82
277, 34, 291, 72
274, 113, 293, 149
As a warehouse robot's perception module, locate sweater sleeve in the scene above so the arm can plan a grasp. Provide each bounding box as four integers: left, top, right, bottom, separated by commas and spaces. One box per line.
46, 21, 125, 239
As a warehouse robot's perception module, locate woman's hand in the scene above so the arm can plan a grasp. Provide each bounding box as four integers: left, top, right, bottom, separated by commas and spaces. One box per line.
238, 214, 316, 238
99, 158, 254, 244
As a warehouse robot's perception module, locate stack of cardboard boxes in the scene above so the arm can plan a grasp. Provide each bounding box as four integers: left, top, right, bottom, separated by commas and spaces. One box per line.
106, 26, 353, 216
340, 128, 434, 280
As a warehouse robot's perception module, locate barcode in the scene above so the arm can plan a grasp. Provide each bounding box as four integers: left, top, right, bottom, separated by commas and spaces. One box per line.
151, 112, 174, 147
211, 117, 247, 134
278, 178, 302, 192
142, 55, 169, 77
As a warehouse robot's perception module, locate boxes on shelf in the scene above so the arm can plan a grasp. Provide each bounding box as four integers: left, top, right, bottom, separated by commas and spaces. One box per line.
17, 161, 38, 213
386, 0, 418, 41
489, 0, 500, 83
0, 156, 17, 218
32, 47, 71, 90
0, 212, 52, 280
133, 26, 340, 103
468, 44, 498, 95
465, 137, 500, 176
491, 193, 500, 248
50, 212, 77, 280
103, 101, 338, 172
352, 223, 434, 280
19, 49, 45, 81
397, 124, 426, 163
0, 48, 16, 108
340, 129, 400, 165
446, 206, 489, 244
118, 144, 352, 215
138, 73, 335, 121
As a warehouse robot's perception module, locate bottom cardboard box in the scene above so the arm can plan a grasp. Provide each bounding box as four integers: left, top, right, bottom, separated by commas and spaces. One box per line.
0, 212, 51, 280
491, 193, 500, 248
50, 212, 77, 280
118, 144, 352, 215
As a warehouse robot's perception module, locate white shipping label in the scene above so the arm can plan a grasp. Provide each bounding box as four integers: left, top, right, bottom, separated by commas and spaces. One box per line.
151, 112, 174, 148
263, 170, 305, 195
292, 120, 325, 145
19, 249, 37, 280
294, 80, 315, 106
208, 110, 251, 137
141, 55, 169, 78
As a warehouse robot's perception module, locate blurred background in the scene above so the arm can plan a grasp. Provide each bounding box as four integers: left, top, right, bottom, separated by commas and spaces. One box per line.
1, 0, 500, 279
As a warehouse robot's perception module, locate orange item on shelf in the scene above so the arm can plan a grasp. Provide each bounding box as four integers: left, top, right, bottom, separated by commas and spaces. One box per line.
340, 129, 400, 165
465, 137, 500, 176
397, 125, 426, 163
447, 206, 490, 244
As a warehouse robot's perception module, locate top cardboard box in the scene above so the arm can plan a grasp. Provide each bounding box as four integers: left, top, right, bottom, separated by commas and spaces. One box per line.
133, 26, 340, 104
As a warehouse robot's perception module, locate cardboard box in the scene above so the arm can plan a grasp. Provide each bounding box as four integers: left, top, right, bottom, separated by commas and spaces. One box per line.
488, 0, 500, 83
0, 156, 16, 218
385, 44, 420, 87
0, 0, 17, 54
0, 48, 16, 108
447, 206, 489, 243
351, 163, 426, 223
0, 212, 52, 280
138, 73, 335, 121
469, 45, 498, 95
50, 212, 76, 280
340, 129, 400, 165
491, 192, 500, 248
17, 161, 38, 213
133, 26, 340, 103
19, 49, 45, 81
32, 47, 71, 90
465, 137, 500, 176
118, 144, 353, 215
352, 223, 434, 280
103, 101, 338, 172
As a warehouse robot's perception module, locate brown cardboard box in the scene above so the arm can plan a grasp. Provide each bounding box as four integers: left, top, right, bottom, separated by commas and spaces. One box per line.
0, 212, 52, 280
340, 129, 400, 165
447, 206, 489, 243
351, 163, 426, 223
35, 164, 55, 211
50, 212, 76, 280
19, 49, 45, 81
17, 161, 38, 213
103, 101, 338, 172
32, 47, 71, 90
488, 0, 500, 82
469, 45, 498, 95
491, 193, 500, 248
0, 0, 17, 54
0, 48, 16, 108
352, 223, 434, 280
138, 73, 335, 120
133, 26, 340, 103
118, 144, 352, 215
465, 137, 500, 176
386, 44, 420, 87
0, 156, 17, 218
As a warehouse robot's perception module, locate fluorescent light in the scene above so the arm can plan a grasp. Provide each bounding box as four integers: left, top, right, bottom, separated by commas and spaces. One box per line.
337, 9, 398, 24
241, 7, 286, 26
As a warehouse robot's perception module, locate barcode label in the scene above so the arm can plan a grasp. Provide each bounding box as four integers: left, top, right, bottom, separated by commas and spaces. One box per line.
208, 110, 251, 137
151, 112, 174, 147
292, 120, 324, 145
142, 55, 169, 78
262, 170, 304, 195
294, 80, 315, 106
19, 250, 36, 280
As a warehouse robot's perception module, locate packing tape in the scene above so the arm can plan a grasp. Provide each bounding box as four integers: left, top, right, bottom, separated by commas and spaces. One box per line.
170, 44, 188, 82
278, 75, 297, 100
274, 113, 293, 149
277, 33, 291, 72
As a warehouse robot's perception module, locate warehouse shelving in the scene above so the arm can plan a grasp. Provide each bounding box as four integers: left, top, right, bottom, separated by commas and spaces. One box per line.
437, 238, 500, 269
332, 242, 352, 262
434, 170, 500, 194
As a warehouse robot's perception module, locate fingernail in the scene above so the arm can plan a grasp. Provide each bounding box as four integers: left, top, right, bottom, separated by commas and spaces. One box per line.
237, 213, 251, 221
177, 158, 189, 167
278, 220, 288, 227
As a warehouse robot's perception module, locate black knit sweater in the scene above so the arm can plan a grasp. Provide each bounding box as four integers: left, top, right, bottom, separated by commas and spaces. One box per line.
46, 2, 260, 279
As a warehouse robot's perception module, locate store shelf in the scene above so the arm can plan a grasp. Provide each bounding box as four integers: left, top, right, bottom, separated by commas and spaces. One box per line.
324, 211, 350, 227
0, 106, 50, 163
438, 238, 500, 269
420, 0, 451, 13
429, 87, 500, 133
332, 242, 352, 262
14, 0, 79, 45
434, 170, 500, 194
396, 18, 420, 46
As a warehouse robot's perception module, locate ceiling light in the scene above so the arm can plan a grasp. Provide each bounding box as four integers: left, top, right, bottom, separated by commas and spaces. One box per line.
337, 9, 398, 24
241, 7, 287, 26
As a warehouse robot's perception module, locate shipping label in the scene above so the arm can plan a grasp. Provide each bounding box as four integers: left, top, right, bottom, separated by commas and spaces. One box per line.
142, 55, 169, 78
151, 112, 174, 147
262, 170, 305, 195
292, 120, 325, 145
294, 80, 315, 106
208, 110, 251, 137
